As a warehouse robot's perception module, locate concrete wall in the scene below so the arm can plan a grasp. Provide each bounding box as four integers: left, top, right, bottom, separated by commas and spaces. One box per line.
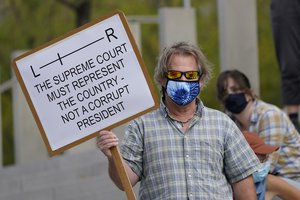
0, 149, 138, 200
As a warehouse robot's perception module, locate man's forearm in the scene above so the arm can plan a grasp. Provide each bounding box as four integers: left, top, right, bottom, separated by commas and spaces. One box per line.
233, 175, 257, 200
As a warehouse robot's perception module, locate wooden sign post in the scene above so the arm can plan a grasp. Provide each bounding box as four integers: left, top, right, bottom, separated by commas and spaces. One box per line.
12, 10, 159, 199
110, 146, 136, 200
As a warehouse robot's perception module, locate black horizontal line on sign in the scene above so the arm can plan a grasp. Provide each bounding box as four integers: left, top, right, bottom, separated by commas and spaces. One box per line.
39, 36, 105, 69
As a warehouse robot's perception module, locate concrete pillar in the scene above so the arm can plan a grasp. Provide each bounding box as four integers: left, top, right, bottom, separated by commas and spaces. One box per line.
127, 15, 159, 52
129, 22, 141, 51
12, 51, 48, 164
159, 7, 197, 50
217, 0, 259, 94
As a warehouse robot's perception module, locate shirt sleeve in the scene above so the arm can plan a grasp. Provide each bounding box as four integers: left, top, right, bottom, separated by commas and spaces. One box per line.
255, 110, 287, 170
120, 119, 144, 179
224, 124, 260, 183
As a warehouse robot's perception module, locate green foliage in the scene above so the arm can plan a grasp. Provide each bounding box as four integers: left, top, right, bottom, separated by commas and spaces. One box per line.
0, 0, 282, 165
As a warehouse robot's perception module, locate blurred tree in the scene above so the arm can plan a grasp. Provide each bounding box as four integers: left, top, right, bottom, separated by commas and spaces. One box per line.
58, 0, 91, 27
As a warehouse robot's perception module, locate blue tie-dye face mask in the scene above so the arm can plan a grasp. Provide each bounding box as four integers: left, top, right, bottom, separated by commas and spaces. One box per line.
166, 80, 200, 106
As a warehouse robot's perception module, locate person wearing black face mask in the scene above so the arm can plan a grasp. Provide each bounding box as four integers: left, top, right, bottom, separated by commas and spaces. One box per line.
216, 69, 300, 190
224, 92, 249, 114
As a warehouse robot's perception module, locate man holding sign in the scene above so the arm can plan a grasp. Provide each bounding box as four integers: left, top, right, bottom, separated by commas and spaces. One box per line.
98, 42, 260, 199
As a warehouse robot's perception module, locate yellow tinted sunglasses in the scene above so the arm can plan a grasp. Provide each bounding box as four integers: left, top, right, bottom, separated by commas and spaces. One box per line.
165, 70, 201, 80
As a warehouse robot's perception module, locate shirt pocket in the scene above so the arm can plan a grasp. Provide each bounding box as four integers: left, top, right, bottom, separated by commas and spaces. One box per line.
189, 139, 224, 179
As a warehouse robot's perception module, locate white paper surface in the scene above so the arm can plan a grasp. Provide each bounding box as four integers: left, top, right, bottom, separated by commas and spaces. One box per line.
15, 14, 155, 151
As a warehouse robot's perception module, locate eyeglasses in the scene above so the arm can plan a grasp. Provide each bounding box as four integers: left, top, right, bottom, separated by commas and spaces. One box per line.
165, 70, 201, 80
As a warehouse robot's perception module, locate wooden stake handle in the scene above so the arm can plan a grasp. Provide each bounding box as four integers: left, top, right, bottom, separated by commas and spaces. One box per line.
110, 146, 137, 200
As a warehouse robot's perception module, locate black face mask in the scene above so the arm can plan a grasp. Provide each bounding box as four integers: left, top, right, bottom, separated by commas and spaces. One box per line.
224, 93, 248, 114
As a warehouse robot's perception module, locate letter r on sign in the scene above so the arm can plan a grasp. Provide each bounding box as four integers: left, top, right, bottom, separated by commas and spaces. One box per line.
105, 28, 118, 42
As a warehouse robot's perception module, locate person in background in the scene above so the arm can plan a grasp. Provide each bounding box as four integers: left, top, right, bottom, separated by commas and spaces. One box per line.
216, 69, 300, 189
270, 0, 300, 132
97, 42, 260, 199
243, 131, 300, 200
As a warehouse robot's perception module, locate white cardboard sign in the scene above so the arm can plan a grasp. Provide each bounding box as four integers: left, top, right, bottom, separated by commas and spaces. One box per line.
12, 10, 159, 156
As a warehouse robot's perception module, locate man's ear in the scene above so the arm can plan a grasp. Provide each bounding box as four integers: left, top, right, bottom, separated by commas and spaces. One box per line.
198, 79, 204, 89
161, 79, 167, 87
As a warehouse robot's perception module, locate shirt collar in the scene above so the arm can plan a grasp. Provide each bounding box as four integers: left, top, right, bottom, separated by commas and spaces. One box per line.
159, 98, 204, 119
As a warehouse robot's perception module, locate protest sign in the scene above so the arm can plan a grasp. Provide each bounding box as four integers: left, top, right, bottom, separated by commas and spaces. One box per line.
12, 10, 159, 156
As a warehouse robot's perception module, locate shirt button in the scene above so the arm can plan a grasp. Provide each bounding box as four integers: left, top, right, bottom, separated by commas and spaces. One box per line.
186, 155, 189, 158
188, 174, 192, 178
189, 193, 193, 197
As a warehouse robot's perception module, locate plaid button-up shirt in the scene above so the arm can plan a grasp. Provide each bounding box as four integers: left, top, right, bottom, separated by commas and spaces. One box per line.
120, 100, 259, 200
249, 100, 300, 180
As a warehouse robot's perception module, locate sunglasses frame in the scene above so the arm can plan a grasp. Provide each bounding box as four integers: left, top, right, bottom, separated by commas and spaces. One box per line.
165, 70, 201, 80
